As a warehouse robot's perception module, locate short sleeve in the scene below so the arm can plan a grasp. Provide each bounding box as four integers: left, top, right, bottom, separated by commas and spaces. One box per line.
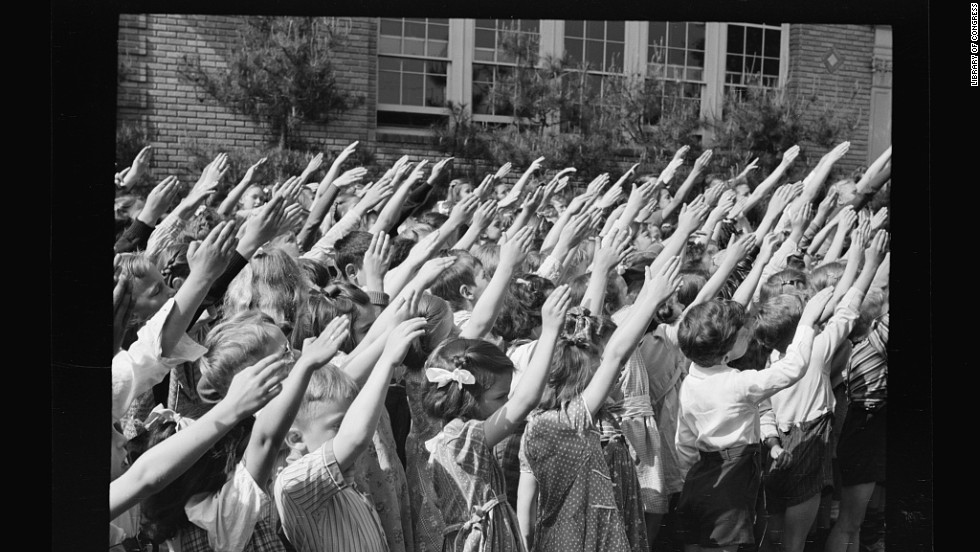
185, 463, 266, 552
274, 441, 347, 549
442, 419, 491, 479
518, 432, 532, 473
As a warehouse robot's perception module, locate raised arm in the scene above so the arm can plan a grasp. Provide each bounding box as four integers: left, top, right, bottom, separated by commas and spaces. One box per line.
732, 232, 778, 307
687, 233, 756, 312
459, 226, 534, 339
499, 156, 545, 209
217, 158, 267, 218
503, 186, 545, 241
117, 146, 152, 191
730, 145, 799, 219
110, 354, 287, 518
483, 285, 571, 447
334, 316, 427, 470
244, 316, 349, 486
582, 256, 681, 416
371, 160, 427, 234
822, 206, 857, 264
581, 228, 632, 311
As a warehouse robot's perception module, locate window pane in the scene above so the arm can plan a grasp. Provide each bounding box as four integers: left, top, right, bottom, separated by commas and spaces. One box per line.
565, 20, 583, 37
427, 61, 447, 75
430, 18, 449, 25
667, 48, 684, 66
586, 73, 602, 95
474, 49, 495, 62
379, 36, 401, 55
688, 23, 706, 50
379, 71, 400, 103
476, 19, 495, 30
727, 25, 744, 54
472, 81, 491, 114
668, 22, 685, 47
404, 18, 425, 23
429, 23, 449, 41
686, 68, 703, 82
426, 75, 446, 106
764, 28, 781, 57
403, 38, 425, 56
745, 26, 763, 57
726, 54, 742, 74
586, 20, 605, 39
687, 50, 704, 67
668, 66, 684, 80
521, 19, 539, 33
476, 28, 495, 49
380, 19, 402, 36
403, 73, 423, 105
564, 38, 582, 62
404, 59, 424, 73
743, 56, 763, 76
649, 22, 667, 45
585, 39, 604, 70
606, 43, 623, 71
404, 21, 426, 38
429, 40, 448, 58
473, 63, 494, 82
379, 57, 400, 71
607, 21, 624, 42
764, 57, 780, 77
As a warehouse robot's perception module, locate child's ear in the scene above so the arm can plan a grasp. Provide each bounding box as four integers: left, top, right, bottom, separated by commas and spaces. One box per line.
459, 284, 475, 301
285, 428, 308, 456
344, 263, 359, 281
172, 276, 186, 291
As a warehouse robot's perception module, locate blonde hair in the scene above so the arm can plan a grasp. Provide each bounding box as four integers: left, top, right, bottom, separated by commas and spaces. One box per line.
294, 364, 360, 429
196, 310, 282, 403
223, 245, 310, 337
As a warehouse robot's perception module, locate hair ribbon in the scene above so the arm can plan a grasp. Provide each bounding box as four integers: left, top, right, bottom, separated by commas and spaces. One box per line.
425, 367, 476, 389
142, 404, 194, 432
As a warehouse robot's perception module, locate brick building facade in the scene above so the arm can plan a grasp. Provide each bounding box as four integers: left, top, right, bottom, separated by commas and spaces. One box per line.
116, 16, 892, 187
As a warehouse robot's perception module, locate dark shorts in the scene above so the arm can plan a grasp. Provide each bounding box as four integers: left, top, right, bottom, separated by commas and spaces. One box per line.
837, 404, 886, 486
677, 444, 762, 547
764, 413, 834, 512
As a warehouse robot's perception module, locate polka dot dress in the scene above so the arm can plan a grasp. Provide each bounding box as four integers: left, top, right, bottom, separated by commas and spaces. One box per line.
519, 396, 631, 552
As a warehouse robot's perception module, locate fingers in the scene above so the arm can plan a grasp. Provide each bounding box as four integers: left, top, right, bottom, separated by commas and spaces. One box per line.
320, 314, 350, 341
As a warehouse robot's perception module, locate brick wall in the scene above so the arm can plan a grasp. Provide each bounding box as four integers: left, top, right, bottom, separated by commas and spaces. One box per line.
785, 24, 875, 178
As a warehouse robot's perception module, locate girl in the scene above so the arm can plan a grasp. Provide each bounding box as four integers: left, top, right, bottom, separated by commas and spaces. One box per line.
417, 284, 571, 551
437, 179, 475, 215
517, 258, 682, 552
140, 311, 350, 552
223, 245, 311, 339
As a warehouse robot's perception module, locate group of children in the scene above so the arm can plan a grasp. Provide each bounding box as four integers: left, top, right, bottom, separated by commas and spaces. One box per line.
111, 136, 891, 552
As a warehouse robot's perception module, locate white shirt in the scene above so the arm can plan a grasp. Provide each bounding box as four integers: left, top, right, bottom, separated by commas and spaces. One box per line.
675, 325, 814, 476
175, 463, 269, 552
769, 287, 864, 431
112, 297, 208, 422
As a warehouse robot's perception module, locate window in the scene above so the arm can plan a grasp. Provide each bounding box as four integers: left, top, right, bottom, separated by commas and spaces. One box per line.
724, 23, 782, 94
563, 20, 625, 100
377, 18, 451, 128
373, 19, 788, 132
647, 21, 706, 117
471, 19, 540, 117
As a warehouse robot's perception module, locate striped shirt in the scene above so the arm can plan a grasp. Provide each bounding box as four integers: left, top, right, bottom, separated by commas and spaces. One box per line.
274, 439, 389, 552
845, 313, 888, 409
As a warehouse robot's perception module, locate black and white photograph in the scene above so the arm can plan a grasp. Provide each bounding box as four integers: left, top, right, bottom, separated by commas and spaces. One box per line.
51, 2, 933, 551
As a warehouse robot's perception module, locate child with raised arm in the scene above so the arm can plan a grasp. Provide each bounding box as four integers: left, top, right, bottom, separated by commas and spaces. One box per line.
275, 315, 428, 552
416, 285, 571, 552
758, 230, 889, 552
518, 258, 682, 552
673, 286, 835, 552
139, 312, 350, 552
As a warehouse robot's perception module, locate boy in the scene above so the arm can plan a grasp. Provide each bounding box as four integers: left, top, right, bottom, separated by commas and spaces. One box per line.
674, 289, 834, 551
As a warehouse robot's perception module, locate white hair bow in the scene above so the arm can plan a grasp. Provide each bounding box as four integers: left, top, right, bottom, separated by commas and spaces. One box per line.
142, 404, 194, 433
425, 367, 476, 389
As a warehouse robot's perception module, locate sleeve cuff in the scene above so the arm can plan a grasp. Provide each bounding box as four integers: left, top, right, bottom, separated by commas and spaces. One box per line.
365, 290, 390, 307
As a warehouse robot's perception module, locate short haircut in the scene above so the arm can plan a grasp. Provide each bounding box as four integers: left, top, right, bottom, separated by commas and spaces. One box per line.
388, 235, 417, 269
678, 299, 747, 367
429, 250, 483, 310
470, 243, 500, 279
197, 310, 282, 403
759, 268, 810, 304
294, 363, 360, 429
334, 231, 374, 275
417, 211, 449, 229
753, 291, 807, 351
